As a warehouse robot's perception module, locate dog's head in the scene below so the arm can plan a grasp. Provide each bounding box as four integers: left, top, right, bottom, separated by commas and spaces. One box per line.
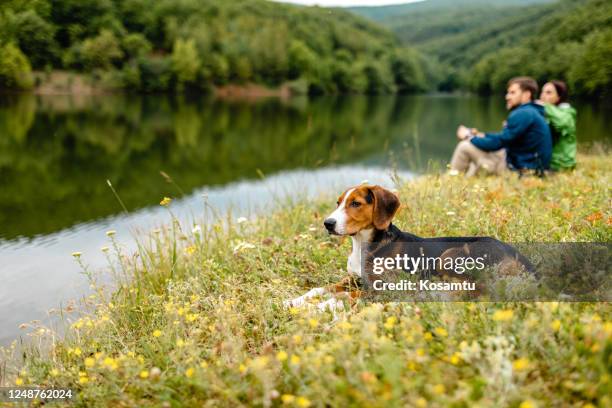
323, 185, 400, 236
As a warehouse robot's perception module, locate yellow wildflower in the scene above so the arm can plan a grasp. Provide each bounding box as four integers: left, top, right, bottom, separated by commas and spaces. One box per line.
185, 368, 195, 378
519, 400, 536, 408
152, 329, 162, 338
276, 351, 288, 362
185, 246, 196, 255
492, 309, 514, 322
308, 319, 319, 328
177, 339, 185, 348
296, 396, 311, 407
139, 370, 149, 379
434, 327, 448, 337
424, 332, 433, 341
281, 394, 295, 404
50, 368, 59, 377
550, 320, 561, 332
160, 197, 172, 206
384, 316, 397, 330
73, 347, 82, 356
79, 376, 89, 384
84, 357, 95, 368
433, 384, 446, 395
200, 361, 208, 368
416, 397, 428, 408
290, 355, 301, 365
513, 358, 530, 371
450, 352, 461, 365
239, 364, 247, 374
103, 357, 118, 371
292, 335, 302, 344
15, 377, 23, 386
251, 356, 269, 370
338, 321, 352, 330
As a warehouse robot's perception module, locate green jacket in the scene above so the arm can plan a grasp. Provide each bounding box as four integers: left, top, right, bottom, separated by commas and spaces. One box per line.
545, 103, 577, 170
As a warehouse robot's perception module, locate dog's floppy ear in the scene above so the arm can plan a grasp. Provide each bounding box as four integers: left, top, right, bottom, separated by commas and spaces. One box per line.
369, 185, 400, 230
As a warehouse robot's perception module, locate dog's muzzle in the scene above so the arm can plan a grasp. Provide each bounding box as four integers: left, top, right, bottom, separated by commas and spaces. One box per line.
323, 218, 336, 234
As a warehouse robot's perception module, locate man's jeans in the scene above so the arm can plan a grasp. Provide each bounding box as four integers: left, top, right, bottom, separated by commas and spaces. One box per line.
450, 140, 506, 176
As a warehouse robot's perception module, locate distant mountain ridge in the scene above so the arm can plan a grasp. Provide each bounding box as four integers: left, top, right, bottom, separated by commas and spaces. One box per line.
349, 0, 554, 21
349, 0, 612, 98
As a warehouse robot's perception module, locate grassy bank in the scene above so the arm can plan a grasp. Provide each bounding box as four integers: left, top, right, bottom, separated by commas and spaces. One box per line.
1, 154, 610, 407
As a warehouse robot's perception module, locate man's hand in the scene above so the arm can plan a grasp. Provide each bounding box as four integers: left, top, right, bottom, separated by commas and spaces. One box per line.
471, 128, 485, 138
456, 125, 472, 140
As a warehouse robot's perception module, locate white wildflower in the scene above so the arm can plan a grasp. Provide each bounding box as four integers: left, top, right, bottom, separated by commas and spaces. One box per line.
233, 242, 256, 254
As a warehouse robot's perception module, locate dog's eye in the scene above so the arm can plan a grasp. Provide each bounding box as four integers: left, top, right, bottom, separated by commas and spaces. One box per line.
336, 201, 340, 207
350, 201, 361, 208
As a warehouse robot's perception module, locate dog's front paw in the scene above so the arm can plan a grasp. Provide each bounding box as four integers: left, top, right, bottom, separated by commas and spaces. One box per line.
283, 297, 306, 308
316, 297, 345, 312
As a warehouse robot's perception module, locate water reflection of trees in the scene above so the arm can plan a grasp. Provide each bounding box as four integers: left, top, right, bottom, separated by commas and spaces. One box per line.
0, 94, 415, 239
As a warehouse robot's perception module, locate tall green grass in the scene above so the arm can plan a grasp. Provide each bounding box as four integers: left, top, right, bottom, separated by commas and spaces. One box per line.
1, 154, 610, 407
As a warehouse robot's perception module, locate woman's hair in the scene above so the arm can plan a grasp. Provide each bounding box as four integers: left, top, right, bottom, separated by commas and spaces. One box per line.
549, 80, 569, 104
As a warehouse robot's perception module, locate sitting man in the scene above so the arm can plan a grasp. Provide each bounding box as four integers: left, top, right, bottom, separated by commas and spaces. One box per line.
450, 77, 552, 176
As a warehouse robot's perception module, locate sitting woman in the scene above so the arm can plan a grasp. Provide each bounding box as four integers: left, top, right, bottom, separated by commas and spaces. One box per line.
539, 80, 577, 170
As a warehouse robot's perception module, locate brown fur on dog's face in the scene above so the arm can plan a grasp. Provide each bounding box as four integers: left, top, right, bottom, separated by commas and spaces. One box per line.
323, 185, 400, 235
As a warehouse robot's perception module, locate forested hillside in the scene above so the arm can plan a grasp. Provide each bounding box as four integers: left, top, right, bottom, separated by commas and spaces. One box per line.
353, 0, 612, 98
0, 0, 427, 94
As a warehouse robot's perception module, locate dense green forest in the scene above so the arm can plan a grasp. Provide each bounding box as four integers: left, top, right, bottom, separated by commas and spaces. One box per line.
0, 0, 427, 94
352, 0, 612, 98
1, 0, 610, 97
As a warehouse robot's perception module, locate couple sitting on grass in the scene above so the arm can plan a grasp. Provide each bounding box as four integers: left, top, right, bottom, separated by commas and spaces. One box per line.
450, 76, 577, 176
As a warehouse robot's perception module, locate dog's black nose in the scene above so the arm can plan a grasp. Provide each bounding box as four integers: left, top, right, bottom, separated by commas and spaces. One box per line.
323, 218, 336, 231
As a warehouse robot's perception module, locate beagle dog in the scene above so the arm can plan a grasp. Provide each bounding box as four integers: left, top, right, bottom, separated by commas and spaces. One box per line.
285, 185, 534, 311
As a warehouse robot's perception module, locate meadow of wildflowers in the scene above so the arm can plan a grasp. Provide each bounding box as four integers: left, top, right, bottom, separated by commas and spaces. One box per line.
1, 154, 610, 407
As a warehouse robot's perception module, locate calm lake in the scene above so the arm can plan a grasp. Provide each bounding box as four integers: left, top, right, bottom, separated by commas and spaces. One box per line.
0, 93, 610, 344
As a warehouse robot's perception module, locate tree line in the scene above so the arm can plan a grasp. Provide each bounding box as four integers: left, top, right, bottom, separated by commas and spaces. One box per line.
0, 0, 428, 94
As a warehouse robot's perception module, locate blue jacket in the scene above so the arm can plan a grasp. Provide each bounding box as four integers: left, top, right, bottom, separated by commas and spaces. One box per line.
471, 102, 552, 170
